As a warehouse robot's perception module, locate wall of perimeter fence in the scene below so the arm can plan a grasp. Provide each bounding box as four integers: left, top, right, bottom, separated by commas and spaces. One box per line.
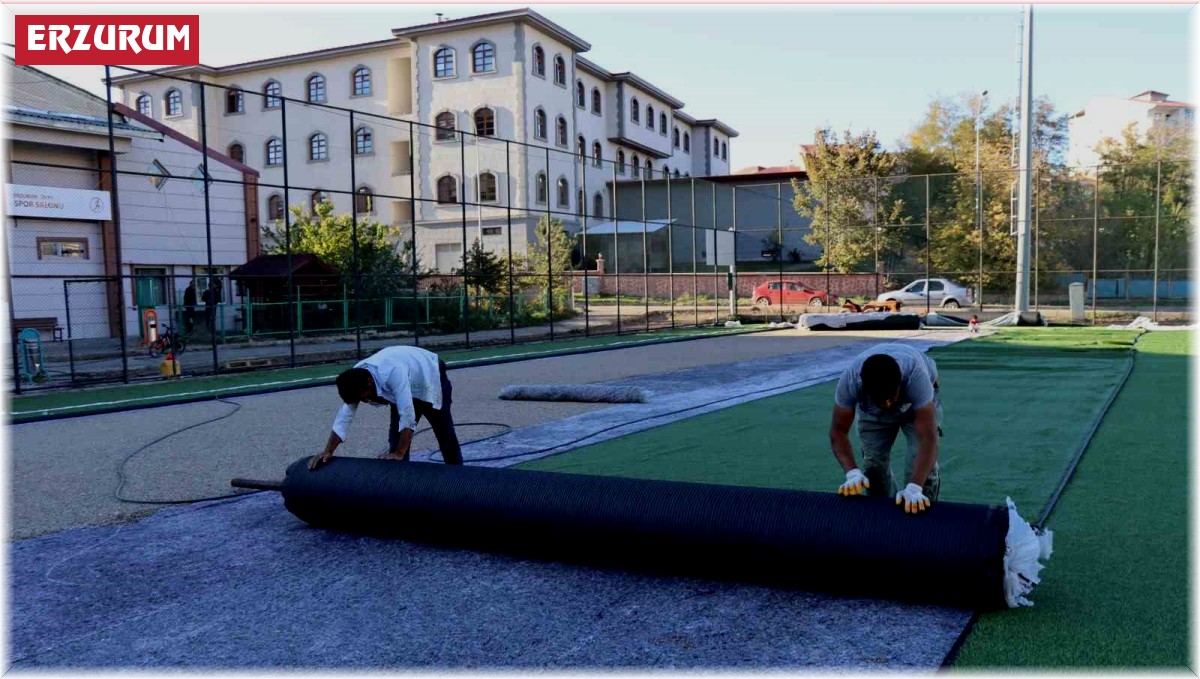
7, 65, 1193, 391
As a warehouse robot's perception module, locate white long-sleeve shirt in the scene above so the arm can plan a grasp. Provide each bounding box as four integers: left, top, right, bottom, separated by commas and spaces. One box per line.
330, 346, 443, 442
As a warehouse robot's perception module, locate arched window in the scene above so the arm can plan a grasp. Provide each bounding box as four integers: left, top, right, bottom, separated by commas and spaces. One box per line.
227, 143, 245, 163
683, 132, 691, 152
165, 89, 182, 117
535, 172, 547, 204
647, 105, 655, 130
355, 127, 373, 155
591, 88, 601, 115
713, 138, 719, 156
577, 189, 585, 216
673, 169, 681, 178
557, 177, 569, 208
673, 128, 680, 148
659, 113, 667, 135
263, 81, 282, 109
309, 133, 327, 161
136, 94, 151, 116
630, 98, 639, 123
474, 107, 496, 136
226, 87, 244, 114
265, 137, 283, 166
553, 55, 566, 86
663, 165, 669, 177
478, 172, 497, 202
352, 66, 371, 96
267, 194, 284, 221
575, 81, 585, 108
311, 191, 327, 211
472, 42, 495, 73
593, 192, 604, 220
434, 48, 455, 78
592, 142, 602, 167
631, 154, 641, 178
721, 141, 727, 160
437, 176, 458, 204
307, 74, 326, 102
555, 116, 568, 147
435, 111, 456, 141
355, 186, 374, 213
533, 108, 546, 140
645, 158, 653, 177
576, 135, 585, 158
617, 150, 626, 174
532, 46, 545, 77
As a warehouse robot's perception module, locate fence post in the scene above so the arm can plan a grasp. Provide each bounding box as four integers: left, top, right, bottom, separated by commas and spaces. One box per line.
873, 175, 881, 299
730, 185, 738, 319
64, 280, 75, 384
349, 110, 362, 359
103, 65, 130, 384
777, 182, 785, 323
925, 174, 931, 316
612, 157, 621, 335
1092, 168, 1100, 324
667, 170, 675, 329
1153, 159, 1162, 322
280, 97, 296, 367
641, 166, 649, 332
196, 80, 219, 375
461, 134, 470, 348
1033, 166, 1040, 310
409, 121, 419, 347
544, 146, 553, 341
505, 140, 516, 345
691, 175, 698, 327
581, 142, 590, 337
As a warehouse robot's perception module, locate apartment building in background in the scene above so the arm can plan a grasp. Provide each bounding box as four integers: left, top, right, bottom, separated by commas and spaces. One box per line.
1067, 90, 1194, 170
110, 8, 738, 272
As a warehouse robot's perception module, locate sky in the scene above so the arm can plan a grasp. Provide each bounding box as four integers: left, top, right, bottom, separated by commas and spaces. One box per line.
6, 3, 1193, 168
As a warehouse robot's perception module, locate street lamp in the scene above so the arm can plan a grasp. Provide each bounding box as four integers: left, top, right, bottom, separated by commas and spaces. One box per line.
975, 90, 988, 310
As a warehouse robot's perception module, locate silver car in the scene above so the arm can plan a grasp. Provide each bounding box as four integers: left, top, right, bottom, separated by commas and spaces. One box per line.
876, 278, 973, 309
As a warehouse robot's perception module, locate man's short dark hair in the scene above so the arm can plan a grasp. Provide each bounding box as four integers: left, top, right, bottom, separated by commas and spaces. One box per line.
336, 367, 371, 404
861, 354, 901, 405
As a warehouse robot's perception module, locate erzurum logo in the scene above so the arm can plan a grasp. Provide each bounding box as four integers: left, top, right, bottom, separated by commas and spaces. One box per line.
15, 15, 199, 66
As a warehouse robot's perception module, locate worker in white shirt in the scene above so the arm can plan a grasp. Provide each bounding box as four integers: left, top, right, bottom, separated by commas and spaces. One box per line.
309, 346, 463, 470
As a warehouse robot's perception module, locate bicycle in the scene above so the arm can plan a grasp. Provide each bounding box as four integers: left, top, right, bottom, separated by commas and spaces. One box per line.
148, 324, 187, 358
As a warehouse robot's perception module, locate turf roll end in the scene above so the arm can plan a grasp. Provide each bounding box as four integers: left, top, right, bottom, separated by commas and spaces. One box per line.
498, 384, 651, 403
1003, 497, 1054, 608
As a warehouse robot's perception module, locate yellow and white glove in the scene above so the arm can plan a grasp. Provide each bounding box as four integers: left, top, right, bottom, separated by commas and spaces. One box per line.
895, 483, 931, 514
837, 468, 870, 496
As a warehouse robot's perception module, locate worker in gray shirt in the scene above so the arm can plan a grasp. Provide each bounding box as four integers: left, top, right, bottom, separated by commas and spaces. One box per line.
829, 343, 942, 514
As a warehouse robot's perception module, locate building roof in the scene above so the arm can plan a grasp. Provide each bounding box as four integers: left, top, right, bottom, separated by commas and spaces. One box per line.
692, 119, 740, 138
734, 165, 803, 175
231, 254, 338, 278
114, 103, 259, 176
392, 8, 591, 52
4, 59, 158, 139
575, 56, 611, 80
610, 72, 684, 110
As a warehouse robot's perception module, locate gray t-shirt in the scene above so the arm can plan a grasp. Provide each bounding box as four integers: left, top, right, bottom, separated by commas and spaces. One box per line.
834, 343, 939, 416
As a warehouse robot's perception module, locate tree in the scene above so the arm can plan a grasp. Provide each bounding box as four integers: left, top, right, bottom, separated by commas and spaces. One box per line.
792, 128, 908, 273
524, 216, 576, 313
463, 238, 505, 297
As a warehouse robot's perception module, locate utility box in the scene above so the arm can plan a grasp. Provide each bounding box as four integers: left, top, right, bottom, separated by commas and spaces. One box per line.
1069, 282, 1085, 322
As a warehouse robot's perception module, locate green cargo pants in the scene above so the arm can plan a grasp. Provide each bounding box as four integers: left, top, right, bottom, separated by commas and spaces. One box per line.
857, 393, 942, 500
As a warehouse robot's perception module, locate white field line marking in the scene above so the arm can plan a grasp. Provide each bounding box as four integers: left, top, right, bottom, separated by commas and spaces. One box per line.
13, 327, 767, 417
447, 327, 759, 365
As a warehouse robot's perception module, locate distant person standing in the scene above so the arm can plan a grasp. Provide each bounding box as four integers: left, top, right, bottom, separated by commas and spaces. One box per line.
182, 282, 197, 334
203, 279, 222, 331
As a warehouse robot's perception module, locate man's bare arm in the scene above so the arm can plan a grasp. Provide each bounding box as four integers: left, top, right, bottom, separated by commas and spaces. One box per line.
309, 431, 343, 470
908, 402, 939, 486
829, 405, 857, 471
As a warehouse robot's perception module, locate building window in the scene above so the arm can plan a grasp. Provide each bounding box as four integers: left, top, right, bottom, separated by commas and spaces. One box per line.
721, 141, 727, 160
264, 81, 282, 109
535, 172, 547, 204
533, 108, 547, 140
134, 267, 169, 306
164, 89, 182, 117
673, 169, 680, 178
482, 226, 502, 236
592, 142, 602, 167
557, 177, 569, 208
190, 166, 212, 193
659, 113, 667, 136
577, 189, 585, 216
227, 143, 245, 163
436, 111, 457, 141
36, 237, 88, 260
591, 88, 601, 115
307, 74, 326, 102
434, 47, 455, 78
478, 172, 497, 202
576, 135, 585, 158
309, 133, 328, 161
473, 42, 495, 73
673, 128, 680, 148
532, 46, 545, 77
663, 165, 669, 177
265, 137, 283, 166
631, 154, 640, 178
474, 107, 495, 137
226, 87, 243, 114
555, 116, 568, 147
353, 67, 372, 96
553, 55, 566, 86
713, 138, 719, 156
645, 158, 653, 177
437, 176, 457, 204
683, 132, 690, 153
311, 191, 327, 211
136, 94, 151, 116
148, 159, 169, 189
267, 194, 284, 221
631, 98, 640, 123
617, 150, 626, 174
355, 127, 373, 155
576, 81, 585, 108
593, 192, 604, 220
647, 105, 655, 130
355, 186, 374, 213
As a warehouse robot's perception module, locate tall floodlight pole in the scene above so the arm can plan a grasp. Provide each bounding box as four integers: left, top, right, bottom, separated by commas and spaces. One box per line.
975, 90, 987, 310
1013, 4, 1034, 312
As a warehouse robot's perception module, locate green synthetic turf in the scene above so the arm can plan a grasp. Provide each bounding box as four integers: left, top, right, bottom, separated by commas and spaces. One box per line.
953, 331, 1190, 669
10, 325, 765, 422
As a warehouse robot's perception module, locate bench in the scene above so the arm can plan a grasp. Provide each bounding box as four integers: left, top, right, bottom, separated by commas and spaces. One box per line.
14, 317, 63, 342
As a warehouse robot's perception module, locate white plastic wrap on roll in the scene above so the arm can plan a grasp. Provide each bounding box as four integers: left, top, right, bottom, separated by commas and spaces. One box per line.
1003, 497, 1054, 608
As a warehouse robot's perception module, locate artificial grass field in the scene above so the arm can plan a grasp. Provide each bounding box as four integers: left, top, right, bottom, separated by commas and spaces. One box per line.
519, 327, 1189, 668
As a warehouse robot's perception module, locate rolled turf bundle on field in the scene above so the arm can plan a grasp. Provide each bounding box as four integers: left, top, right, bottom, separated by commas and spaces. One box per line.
278, 457, 1050, 610
498, 384, 650, 403
798, 312, 922, 331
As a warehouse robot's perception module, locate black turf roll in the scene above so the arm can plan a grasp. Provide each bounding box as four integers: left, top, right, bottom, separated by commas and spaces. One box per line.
282, 457, 1009, 610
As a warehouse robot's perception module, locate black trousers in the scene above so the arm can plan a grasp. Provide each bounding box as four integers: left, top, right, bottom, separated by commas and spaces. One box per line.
388, 360, 462, 465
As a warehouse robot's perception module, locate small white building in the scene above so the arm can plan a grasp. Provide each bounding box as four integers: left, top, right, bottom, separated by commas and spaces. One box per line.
109, 8, 738, 272
5, 59, 259, 340
1067, 90, 1194, 170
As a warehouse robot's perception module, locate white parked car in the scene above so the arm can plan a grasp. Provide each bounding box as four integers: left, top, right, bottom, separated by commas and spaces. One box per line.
876, 278, 974, 309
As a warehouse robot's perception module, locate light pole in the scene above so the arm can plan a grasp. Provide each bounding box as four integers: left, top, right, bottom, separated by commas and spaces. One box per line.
975, 89, 988, 310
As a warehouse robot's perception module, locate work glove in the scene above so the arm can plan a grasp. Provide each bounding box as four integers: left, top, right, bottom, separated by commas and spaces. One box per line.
837, 468, 870, 496
895, 483, 931, 514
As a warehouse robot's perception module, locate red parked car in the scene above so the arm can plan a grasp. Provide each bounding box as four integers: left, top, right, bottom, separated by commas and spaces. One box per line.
752, 281, 837, 308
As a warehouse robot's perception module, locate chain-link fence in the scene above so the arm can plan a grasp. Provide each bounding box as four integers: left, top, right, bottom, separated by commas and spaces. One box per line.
7, 64, 1193, 392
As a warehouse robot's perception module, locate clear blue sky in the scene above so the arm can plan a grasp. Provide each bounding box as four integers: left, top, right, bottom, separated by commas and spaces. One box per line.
11, 4, 1192, 168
